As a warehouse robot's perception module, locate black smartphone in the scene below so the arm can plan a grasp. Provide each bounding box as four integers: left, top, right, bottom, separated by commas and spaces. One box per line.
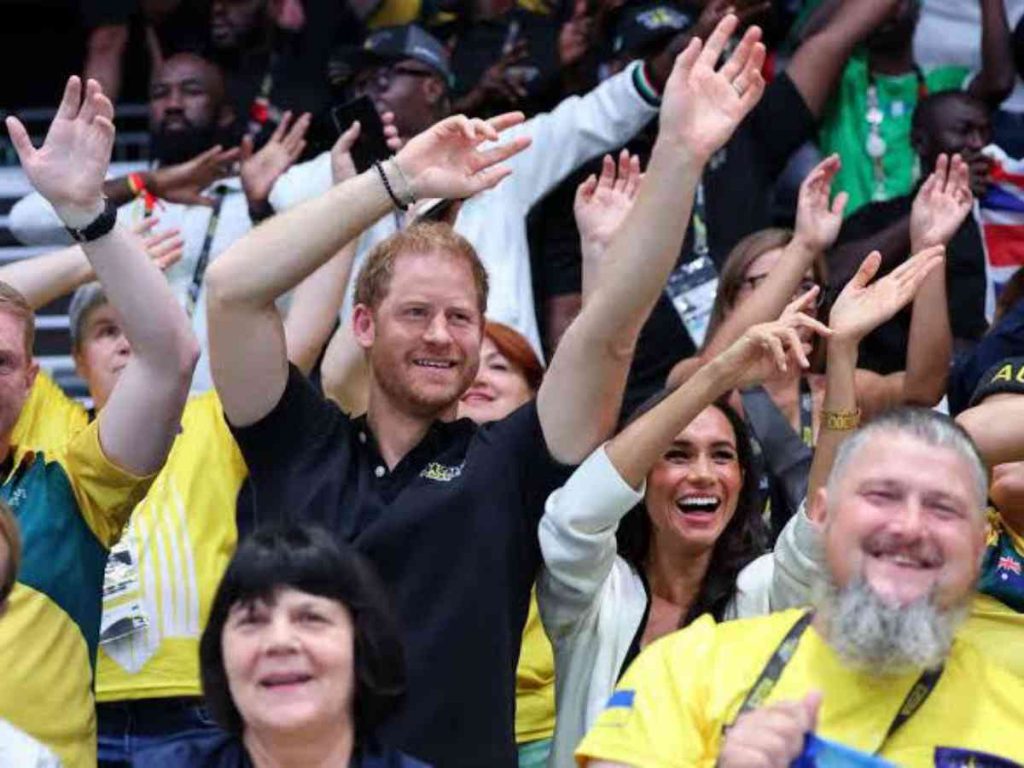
330, 95, 391, 174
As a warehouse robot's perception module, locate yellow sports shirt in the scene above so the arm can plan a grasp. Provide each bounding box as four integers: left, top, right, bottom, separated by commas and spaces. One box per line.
12, 371, 90, 451
9, 377, 248, 702
515, 589, 556, 744
961, 509, 1024, 679
0, 422, 153, 768
577, 609, 1024, 768
96, 391, 247, 701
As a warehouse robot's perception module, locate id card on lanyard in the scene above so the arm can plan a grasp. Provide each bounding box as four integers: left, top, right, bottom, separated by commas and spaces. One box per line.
664, 181, 719, 347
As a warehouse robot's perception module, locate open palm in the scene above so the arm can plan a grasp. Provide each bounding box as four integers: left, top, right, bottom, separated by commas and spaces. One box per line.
395, 112, 532, 201
660, 16, 767, 161
910, 154, 973, 250
6, 77, 113, 215
574, 150, 642, 249
794, 154, 848, 253
829, 247, 945, 342
718, 307, 831, 391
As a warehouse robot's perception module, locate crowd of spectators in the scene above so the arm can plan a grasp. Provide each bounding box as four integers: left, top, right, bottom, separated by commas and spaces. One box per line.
2, 1, 1024, 767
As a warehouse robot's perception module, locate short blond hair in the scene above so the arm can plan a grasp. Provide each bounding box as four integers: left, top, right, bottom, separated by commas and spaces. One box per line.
0, 282, 35, 359
0, 501, 21, 606
354, 222, 488, 314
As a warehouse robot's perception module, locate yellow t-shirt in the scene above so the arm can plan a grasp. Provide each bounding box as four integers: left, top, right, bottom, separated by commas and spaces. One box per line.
577, 609, 1024, 768
0, 422, 154, 768
960, 509, 1024, 679
11, 371, 90, 452
96, 391, 248, 701
515, 590, 556, 744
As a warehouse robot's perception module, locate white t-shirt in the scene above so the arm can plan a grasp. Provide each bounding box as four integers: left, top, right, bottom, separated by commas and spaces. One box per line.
914, 0, 1024, 112
0, 719, 62, 767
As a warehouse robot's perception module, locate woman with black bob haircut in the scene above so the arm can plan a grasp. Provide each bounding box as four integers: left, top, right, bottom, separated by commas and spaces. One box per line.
141, 524, 427, 767
536, 312, 834, 767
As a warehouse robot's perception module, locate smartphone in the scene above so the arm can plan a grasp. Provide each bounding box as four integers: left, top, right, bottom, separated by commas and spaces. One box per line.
330, 95, 391, 174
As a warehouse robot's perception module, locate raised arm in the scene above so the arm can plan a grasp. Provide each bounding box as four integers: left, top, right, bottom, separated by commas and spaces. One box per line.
967, 0, 1016, 109
537, 16, 767, 464
283, 123, 362, 377
6, 76, 198, 474
206, 112, 532, 426
806, 247, 945, 499
0, 219, 182, 310
899, 154, 974, 407
574, 150, 643, 304
787, 0, 900, 117
669, 154, 847, 388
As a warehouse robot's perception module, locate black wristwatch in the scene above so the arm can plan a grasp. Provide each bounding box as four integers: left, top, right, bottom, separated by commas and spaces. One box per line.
65, 197, 118, 243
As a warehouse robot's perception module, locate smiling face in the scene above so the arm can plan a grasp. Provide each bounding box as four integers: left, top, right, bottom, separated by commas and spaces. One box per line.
74, 303, 130, 412
458, 336, 534, 424
814, 431, 986, 610
354, 250, 483, 419
222, 587, 355, 737
644, 406, 744, 555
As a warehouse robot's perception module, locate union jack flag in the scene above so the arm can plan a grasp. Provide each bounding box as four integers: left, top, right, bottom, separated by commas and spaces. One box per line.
978, 147, 1024, 320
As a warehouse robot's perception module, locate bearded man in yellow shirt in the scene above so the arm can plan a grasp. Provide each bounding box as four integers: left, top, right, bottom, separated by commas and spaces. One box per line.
579, 408, 1024, 768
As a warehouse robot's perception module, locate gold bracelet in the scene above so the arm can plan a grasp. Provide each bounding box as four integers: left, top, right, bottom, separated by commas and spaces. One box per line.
822, 408, 861, 431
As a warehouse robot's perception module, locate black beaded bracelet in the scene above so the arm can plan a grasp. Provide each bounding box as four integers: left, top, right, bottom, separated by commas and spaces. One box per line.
374, 159, 408, 211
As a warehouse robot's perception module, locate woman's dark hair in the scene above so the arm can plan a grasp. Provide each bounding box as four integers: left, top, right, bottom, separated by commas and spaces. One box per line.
200, 525, 405, 742
616, 394, 769, 626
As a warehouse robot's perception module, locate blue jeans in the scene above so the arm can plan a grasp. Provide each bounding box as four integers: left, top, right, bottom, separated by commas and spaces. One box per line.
97, 697, 221, 767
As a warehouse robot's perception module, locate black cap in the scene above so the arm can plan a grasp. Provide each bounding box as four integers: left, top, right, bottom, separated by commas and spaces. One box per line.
346, 24, 454, 88
969, 357, 1024, 408
612, 3, 693, 57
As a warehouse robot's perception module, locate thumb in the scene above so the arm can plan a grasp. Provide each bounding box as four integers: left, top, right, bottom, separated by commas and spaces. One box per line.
5, 116, 35, 164
851, 251, 882, 289
240, 134, 254, 162
802, 691, 822, 732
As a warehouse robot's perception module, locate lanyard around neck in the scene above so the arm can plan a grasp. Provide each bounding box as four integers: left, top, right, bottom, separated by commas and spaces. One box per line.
726, 611, 944, 754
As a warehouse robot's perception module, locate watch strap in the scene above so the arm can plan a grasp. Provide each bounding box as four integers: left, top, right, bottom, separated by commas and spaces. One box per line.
66, 197, 118, 243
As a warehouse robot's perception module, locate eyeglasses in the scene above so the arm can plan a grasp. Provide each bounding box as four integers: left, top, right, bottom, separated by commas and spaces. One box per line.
739, 274, 823, 305
352, 65, 438, 95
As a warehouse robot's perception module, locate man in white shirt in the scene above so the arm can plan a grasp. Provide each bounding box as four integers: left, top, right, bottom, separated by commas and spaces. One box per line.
269, 23, 664, 358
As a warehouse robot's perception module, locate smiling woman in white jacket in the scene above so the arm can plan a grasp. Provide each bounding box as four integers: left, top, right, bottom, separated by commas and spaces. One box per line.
536, 311, 834, 768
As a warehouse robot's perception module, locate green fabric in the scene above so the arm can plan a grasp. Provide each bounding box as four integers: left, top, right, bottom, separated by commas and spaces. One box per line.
818, 54, 970, 215
517, 738, 553, 768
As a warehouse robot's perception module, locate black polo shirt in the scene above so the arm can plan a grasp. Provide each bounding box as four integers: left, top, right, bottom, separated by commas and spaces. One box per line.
231, 365, 573, 768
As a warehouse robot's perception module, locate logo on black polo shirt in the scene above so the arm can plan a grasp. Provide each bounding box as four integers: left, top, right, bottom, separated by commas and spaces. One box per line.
420, 462, 464, 482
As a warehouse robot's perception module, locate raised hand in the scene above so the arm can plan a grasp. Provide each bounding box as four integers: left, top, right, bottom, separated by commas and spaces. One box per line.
330, 121, 362, 184
793, 154, 848, 254
574, 150, 643, 252
394, 112, 532, 201
910, 154, 974, 250
829, 246, 945, 343
240, 111, 311, 206
658, 15, 766, 162
148, 144, 242, 207
718, 693, 822, 768
713, 289, 833, 391
131, 218, 185, 272
6, 76, 114, 224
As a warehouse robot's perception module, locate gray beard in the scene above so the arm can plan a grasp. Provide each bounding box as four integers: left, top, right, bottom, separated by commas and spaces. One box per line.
814, 576, 968, 676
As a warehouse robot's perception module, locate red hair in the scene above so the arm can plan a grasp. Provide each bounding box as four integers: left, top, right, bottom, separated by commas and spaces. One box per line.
484, 322, 544, 392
